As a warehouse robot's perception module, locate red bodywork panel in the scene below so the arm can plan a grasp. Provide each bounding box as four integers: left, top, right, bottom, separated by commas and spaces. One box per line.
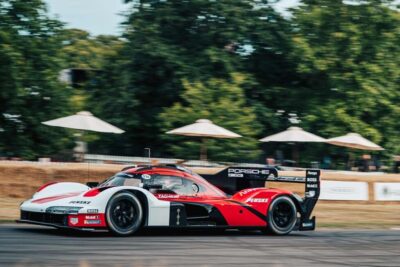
68, 213, 107, 228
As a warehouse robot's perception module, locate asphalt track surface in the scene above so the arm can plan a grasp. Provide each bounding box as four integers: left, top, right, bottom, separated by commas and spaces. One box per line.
1, 224, 400, 267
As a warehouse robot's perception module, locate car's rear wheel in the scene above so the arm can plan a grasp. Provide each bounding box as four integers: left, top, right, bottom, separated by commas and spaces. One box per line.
106, 192, 143, 236
265, 196, 297, 235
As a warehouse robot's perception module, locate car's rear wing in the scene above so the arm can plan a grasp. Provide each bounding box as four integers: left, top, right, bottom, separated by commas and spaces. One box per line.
202, 167, 320, 231
202, 167, 320, 196
267, 169, 321, 200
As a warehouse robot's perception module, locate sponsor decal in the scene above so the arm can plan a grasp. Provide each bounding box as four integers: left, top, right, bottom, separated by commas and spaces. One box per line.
238, 188, 259, 196
270, 176, 305, 182
247, 198, 268, 203
85, 215, 99, 220
176, 208, 181, 226
156, 194, 180, 198
84, 220, 101, 225
228, 168, 270, 177
69, 201, 91, 204
142, 174, 151, 180
86, 209, 98, 213
228, 173, 244, 177
305, 190, 316, 198
320, 181, 368, 201
69, 217, 79, 225
374, 183, 400, 201
229, 168, 271, 175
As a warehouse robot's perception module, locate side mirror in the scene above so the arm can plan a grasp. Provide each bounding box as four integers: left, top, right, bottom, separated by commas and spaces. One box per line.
86, 182, 99, 188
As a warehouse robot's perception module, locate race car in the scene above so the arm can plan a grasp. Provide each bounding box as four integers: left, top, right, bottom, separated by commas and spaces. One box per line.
17, 165, 320, 236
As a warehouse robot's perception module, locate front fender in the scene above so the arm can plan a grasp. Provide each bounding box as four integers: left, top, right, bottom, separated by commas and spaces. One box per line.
82, 186, 170, 226
33, 182, 90, 199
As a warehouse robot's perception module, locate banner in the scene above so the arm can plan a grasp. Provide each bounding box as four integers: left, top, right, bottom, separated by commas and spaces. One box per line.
320, 181, 369, 201
374, 183, 400, 201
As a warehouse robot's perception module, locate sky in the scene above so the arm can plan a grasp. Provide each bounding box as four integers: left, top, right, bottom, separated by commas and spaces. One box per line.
45, 0, 299, 36
45, 0, 129, 36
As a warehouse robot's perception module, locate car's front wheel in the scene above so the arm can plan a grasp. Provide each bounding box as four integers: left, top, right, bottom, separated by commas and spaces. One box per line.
265, 196, 297, 235
106, 192, 143, 236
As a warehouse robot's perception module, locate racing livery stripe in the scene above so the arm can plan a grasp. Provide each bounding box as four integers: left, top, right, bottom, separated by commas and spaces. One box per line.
32, 192, 82, 204
224, 199, 267, 223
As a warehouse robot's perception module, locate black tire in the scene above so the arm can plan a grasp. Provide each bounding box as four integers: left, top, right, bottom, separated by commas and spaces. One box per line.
265, 196, 297, 235
106, 192, 143, 236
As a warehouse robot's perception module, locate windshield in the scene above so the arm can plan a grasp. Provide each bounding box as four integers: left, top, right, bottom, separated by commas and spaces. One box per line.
99, 172, 141, 187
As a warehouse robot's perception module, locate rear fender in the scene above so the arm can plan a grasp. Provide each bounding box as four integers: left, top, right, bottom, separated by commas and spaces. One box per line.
231, 188, 294, 215
231, 187, 293, 204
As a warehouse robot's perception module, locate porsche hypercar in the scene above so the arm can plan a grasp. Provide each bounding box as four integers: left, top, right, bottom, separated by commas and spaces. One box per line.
18, 165, 320, 236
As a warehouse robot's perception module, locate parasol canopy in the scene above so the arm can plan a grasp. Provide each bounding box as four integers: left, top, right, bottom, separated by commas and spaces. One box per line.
259, 126, 326, 143
42, 111, 124, 134
166, 119, 241, 160
327, 133, 384, 151
166, 119, 241, 138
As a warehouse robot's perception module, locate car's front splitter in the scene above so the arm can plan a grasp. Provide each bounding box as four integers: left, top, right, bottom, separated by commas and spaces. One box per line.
16, 219, 109, 232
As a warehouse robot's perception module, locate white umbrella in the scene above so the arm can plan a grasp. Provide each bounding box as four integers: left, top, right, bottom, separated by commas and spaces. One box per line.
327, 133, 384, 151
259, 126, 326, 165
42, 111, 124, 161
42, 111, 124, 134
259, 126, 326, 142
166, 119, 241, 160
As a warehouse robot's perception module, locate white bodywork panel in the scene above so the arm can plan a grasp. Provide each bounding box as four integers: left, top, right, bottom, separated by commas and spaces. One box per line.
33, 182, 90, 199
20, 183, 171, 227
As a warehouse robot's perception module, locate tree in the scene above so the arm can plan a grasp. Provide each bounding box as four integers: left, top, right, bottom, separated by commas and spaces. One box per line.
0, 0, 73, 159
159, 73, 261, 161
288, 0, 400, 154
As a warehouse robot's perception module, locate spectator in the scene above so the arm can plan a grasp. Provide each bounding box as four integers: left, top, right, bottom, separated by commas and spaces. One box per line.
393, 155, 400, 173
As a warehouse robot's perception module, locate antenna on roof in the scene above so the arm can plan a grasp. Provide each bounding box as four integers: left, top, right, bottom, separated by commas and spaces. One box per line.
144, 148, 151, 166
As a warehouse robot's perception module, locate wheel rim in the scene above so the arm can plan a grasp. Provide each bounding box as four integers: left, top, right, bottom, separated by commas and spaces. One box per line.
111, 199, 136, 229
272, 201, 295, 228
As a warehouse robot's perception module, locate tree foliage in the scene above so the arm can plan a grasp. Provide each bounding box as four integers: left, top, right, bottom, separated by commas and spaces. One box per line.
0, 0, 73, 159
289, 0, 400, 153
60, 29, 123, 70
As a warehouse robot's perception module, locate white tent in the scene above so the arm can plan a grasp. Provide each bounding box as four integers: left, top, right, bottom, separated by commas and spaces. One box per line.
166, 119, 241, 160
259, 126, 326, 143
327, 133, 384, 151
42, 111, 124, 134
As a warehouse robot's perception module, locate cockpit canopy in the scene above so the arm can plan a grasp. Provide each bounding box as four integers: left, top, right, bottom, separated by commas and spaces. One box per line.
99, 169, 226, 198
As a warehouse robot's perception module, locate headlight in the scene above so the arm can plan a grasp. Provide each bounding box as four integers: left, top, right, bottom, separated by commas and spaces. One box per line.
46, 206, 83, 214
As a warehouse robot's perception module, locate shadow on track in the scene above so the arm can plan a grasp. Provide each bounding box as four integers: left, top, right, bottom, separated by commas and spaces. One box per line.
13, 225, 307, 238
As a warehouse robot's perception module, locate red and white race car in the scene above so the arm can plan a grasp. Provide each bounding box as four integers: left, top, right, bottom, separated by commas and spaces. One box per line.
18, 165, 320, 236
